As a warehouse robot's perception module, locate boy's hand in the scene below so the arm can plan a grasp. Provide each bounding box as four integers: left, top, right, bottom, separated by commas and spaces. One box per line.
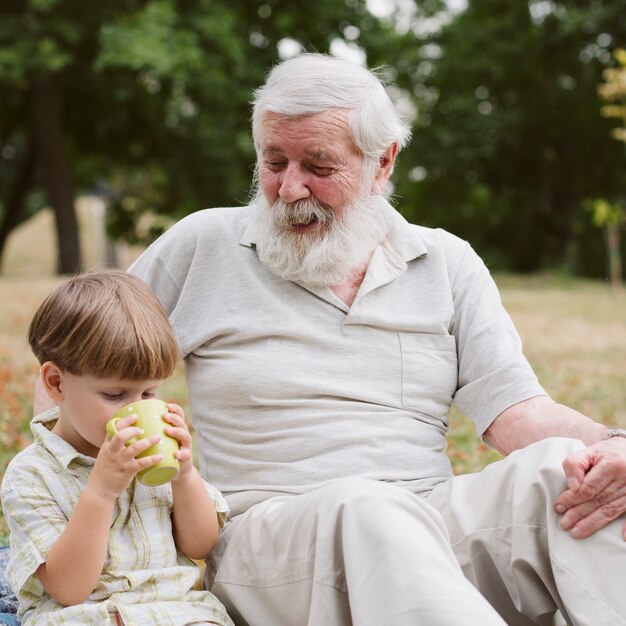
88, 415, 164, 501
162, 403, 195, 481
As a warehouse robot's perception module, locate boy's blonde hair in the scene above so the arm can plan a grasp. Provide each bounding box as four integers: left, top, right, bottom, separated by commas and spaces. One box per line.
29, 270, 179, 380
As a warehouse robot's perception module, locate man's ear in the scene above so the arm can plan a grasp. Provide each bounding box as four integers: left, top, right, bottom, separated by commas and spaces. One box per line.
371, 143, 399, 195
40, 361, 65, 402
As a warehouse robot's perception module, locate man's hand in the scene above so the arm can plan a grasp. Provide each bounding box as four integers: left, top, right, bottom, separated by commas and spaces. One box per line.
554, 437, 626, 539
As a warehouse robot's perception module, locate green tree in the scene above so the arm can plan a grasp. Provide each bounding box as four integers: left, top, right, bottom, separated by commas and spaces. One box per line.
587, 198, 624, 290
376, 0, 626, 274
594, 47, 626, 288
0, 0, 381, 273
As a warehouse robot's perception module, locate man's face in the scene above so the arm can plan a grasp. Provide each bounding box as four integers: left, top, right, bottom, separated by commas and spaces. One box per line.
252, 109, 393, 288
257, 109, 365, 226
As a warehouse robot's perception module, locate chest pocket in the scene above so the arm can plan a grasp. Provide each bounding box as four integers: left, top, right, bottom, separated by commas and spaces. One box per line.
399, 332, 458, 419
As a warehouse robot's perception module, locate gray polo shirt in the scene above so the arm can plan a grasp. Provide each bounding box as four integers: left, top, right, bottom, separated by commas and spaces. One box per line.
130, 204, 545, 516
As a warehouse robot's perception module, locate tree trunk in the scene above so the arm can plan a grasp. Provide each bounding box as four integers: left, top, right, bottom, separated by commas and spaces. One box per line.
606, 224, 623, 293
32, 76, 81, 274
0, 136, 36, 271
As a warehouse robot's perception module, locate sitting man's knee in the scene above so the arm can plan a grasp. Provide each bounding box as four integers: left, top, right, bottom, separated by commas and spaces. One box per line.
517, 437, 585, 471
318, 477, 444, 531
319, 477, 412, 508
506, 437, 586, 500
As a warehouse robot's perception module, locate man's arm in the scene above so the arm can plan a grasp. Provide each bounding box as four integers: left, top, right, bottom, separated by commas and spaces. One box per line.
484, 395, 607, 452
485, 395, 626, 539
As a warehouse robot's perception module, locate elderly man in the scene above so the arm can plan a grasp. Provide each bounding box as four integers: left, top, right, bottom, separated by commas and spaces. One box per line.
129, 54, 625, 625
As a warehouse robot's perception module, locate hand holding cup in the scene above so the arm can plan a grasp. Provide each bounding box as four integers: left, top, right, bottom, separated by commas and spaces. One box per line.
106, 399, 180, 486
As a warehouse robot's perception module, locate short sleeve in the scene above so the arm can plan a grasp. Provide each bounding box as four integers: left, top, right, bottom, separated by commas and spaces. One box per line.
450, 244, 546, 434
202, 480, 229, 528
1, 464, 68, 600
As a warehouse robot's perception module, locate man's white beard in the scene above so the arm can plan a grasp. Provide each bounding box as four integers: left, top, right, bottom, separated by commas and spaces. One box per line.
252, 190, 393, 288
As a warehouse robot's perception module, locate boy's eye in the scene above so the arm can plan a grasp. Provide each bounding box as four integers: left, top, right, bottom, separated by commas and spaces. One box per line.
141, 391, 157, 399
102, 392, 124, 401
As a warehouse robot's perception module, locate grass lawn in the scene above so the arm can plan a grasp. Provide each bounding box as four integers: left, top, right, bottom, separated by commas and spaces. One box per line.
1, 271, 624, 543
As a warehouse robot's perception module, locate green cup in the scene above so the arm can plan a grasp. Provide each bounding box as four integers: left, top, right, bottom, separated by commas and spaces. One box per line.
106, 398, 179, 486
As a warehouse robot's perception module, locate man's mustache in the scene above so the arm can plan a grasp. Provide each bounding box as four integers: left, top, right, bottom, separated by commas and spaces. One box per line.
273, 199, 336, 229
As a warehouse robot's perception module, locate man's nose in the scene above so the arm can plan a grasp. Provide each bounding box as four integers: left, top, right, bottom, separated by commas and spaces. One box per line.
279, 164, 310, 203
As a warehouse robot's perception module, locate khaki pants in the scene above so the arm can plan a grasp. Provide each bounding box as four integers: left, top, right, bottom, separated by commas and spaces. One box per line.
208, 438, 626, 625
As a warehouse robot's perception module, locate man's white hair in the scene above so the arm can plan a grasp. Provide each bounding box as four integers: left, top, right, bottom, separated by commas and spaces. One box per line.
251, 53, 412, 169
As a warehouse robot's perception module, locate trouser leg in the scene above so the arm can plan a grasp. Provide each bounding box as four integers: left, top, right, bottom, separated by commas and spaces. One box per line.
426, 437, 626, 626
207, 477, 506, 626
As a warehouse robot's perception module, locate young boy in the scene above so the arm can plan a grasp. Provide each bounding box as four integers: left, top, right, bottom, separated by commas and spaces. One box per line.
0, 271, 233, 626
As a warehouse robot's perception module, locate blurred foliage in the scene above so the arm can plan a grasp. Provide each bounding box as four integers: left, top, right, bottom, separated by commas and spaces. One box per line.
599, 47, 626, 142
368, 0, 626, 276
1, 1, 626, 278
0, 0, 382, 253
587, 197, 624, 289
588, 197, 625, 228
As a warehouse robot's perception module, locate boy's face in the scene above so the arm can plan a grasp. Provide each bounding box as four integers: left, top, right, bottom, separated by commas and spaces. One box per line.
45, 367, 163, 458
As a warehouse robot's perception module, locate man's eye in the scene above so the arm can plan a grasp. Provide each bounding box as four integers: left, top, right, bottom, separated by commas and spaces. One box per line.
265, 161, 286, 171
309, 165, 333, 176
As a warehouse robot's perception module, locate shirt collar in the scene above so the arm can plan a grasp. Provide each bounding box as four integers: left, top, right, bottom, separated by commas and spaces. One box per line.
384, 204, 428, 262
31, 407, 96, 469
239, 200, 428, 263
239, 214, 257, 248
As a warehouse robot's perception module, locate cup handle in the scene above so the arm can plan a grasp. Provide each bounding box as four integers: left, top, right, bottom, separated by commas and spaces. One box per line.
106, 417, 121, 440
